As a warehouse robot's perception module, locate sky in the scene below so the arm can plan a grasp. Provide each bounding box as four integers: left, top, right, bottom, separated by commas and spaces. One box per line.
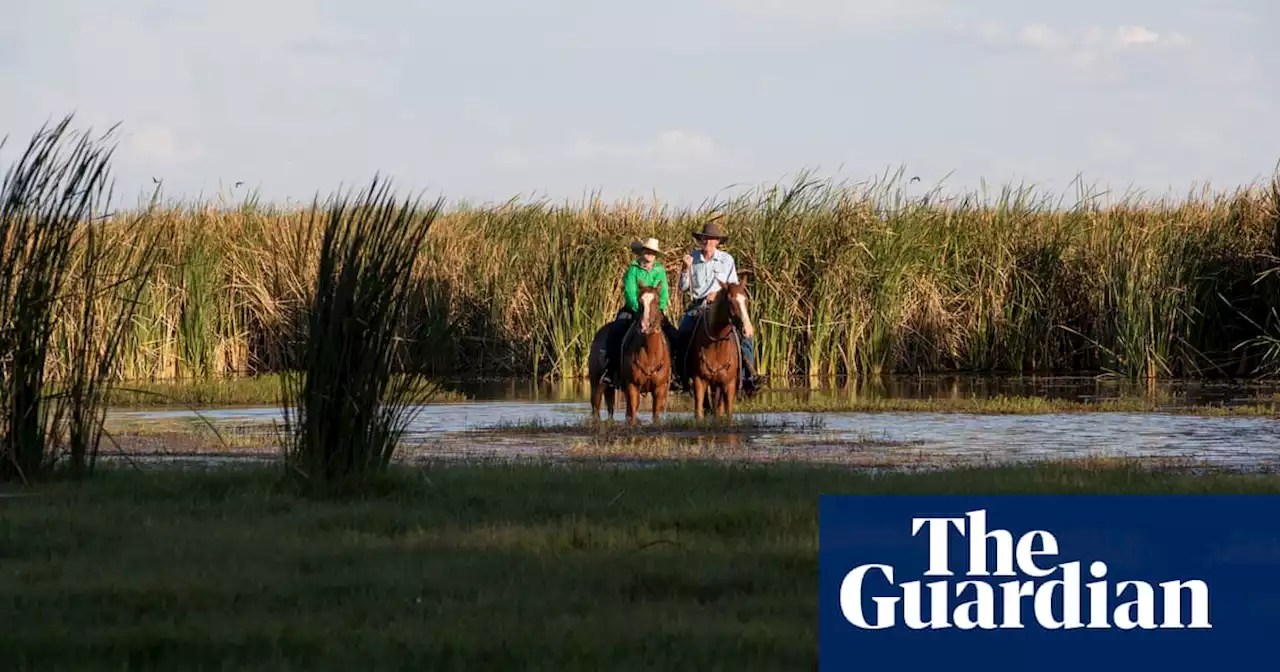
1, 0, 1276, 209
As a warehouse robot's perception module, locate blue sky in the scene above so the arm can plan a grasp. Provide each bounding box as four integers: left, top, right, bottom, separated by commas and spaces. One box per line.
1, 0, 1275, 208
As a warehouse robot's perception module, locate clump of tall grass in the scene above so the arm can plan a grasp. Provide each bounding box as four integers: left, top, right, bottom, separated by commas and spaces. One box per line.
1, 115, 163, 482
277, 177, 443, 496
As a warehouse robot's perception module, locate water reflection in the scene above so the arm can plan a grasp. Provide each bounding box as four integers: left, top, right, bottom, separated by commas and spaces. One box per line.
431, 374, 1280, 408
104, 397, 1280, 471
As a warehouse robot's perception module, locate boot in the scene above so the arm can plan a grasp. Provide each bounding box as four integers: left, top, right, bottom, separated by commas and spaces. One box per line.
672, 367, 688, 393
741, 357, 761, 396
599, 349, 613, 386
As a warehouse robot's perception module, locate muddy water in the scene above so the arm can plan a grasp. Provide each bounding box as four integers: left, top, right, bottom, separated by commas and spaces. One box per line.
103, 381, 1280, 471
438, 374, 1280, 407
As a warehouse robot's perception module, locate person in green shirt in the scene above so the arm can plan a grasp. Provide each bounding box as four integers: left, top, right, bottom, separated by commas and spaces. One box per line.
600, 237, 675, 385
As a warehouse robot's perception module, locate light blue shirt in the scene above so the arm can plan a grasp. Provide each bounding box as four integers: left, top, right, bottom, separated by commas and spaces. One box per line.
679, 248, 738, 302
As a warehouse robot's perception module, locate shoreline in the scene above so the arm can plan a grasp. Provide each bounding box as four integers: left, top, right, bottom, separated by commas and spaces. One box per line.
93, 374, 1280, 417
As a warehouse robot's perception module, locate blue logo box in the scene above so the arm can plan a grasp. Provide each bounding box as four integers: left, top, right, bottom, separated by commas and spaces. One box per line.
819, 495, 1280, 670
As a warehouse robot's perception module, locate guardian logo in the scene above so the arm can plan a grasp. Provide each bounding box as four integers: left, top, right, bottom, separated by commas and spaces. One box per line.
819, 496, 1280, 672
839, 509, 1211, 631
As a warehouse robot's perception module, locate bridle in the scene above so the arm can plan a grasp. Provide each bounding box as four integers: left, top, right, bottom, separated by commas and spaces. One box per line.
620, 293, 669, 379
697, 291, 743, 344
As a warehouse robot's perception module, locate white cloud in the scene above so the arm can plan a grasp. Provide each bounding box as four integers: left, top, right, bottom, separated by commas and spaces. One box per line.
980, 22, 1191, 54
971, 20, 1196, 81
3, 1, 1271, 206
562, 130, 729, 172
719, 0, 949, 32
130, 125, 204, 162
1016, 23, 1070, 51
1115, 25, 1160, 46
651, 130, 719, 169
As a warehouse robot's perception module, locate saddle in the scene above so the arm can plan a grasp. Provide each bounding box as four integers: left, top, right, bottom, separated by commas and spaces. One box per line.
676, 303, 745, 388
603, 312, 672, 385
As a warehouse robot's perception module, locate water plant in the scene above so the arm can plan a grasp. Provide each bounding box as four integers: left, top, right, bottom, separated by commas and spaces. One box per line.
0, 115, 162, 483
277, 176, 443, 496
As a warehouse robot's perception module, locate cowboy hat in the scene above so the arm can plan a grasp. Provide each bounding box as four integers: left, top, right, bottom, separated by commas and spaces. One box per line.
692, 221, 728, 242
631, 237, 662, 255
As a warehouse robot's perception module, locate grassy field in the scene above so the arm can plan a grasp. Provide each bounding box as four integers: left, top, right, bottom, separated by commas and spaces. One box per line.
1, 460, 1277, 670
19, 171, 1280, 385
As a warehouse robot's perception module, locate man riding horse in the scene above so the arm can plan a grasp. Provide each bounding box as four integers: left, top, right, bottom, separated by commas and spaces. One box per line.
598, 237, 678, 387
673, 221, 761, 394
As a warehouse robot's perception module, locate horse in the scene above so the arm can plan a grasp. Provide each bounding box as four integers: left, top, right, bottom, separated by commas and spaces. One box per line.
587, 283, 673, 425
682, 278, 754, 421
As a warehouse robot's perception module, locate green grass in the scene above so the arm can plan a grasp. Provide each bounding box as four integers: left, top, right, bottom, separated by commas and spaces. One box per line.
90, 374, 469, 408
0, 460, 1277, 670
87, 373, 1280, 417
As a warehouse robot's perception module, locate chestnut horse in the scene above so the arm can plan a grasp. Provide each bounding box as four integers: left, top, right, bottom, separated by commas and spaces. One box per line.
684, 279, 754, 420
587, 284, 672, 424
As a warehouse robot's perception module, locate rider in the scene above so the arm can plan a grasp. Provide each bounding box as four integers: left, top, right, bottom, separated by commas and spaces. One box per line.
600, 237, 673, 385
674, 220, 760, 393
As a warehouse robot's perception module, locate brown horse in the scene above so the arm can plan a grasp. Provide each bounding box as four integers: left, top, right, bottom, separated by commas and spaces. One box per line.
587, 284, 672, 424
684, 279, 754, 420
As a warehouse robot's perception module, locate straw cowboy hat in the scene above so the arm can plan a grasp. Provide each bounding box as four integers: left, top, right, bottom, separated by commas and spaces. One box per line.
630, 237, 662, 255
692, 220, 728, 242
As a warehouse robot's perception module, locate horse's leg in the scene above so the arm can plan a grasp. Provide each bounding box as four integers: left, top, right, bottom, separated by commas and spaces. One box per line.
652, 381, 667, 423
693, 377, 707, 420
715, 383, 727, 417
590, 377, 602, 420
605, 385, 615, 420
625, 383, 640, 426
725, 379, 737, 422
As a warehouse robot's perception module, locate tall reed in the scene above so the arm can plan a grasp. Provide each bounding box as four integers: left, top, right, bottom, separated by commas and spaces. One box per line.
9, 146, 1280, 383
1, 115, 162, 482
278, 177, 443, 496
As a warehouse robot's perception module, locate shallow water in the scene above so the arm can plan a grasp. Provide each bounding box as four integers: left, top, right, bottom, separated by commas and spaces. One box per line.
437, 374, 1280, 407
103, 392, 1280, 471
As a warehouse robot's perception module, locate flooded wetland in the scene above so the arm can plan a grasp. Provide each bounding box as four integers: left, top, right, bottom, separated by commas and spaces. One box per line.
7, 112, 1280, 670
102, 374, 1280, 473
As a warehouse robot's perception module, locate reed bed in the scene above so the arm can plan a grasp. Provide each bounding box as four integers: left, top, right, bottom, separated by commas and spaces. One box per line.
2, 116, 164, 483
15, 167, 1280, 385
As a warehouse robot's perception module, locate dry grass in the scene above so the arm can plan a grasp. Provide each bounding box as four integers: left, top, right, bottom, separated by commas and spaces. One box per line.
9, 166, 1280, 385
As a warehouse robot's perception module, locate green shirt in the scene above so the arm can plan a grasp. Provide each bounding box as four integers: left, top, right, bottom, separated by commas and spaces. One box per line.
622, 260, 670, 313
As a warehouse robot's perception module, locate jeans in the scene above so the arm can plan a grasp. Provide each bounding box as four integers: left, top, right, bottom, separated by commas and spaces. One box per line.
603, 310, 679, 382
603, 310, 634, 379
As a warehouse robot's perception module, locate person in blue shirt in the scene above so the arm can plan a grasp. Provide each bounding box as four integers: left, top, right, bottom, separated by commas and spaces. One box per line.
673, 220, 760, 394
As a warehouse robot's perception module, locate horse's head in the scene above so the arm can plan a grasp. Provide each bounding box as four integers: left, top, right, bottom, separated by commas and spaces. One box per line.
636, 283, 663, 335
714, 277, 754, 340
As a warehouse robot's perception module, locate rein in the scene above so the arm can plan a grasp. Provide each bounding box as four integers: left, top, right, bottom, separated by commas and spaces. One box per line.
621, 306, 669, 380
696, 295, 738, 344
688, 292, 743, 380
